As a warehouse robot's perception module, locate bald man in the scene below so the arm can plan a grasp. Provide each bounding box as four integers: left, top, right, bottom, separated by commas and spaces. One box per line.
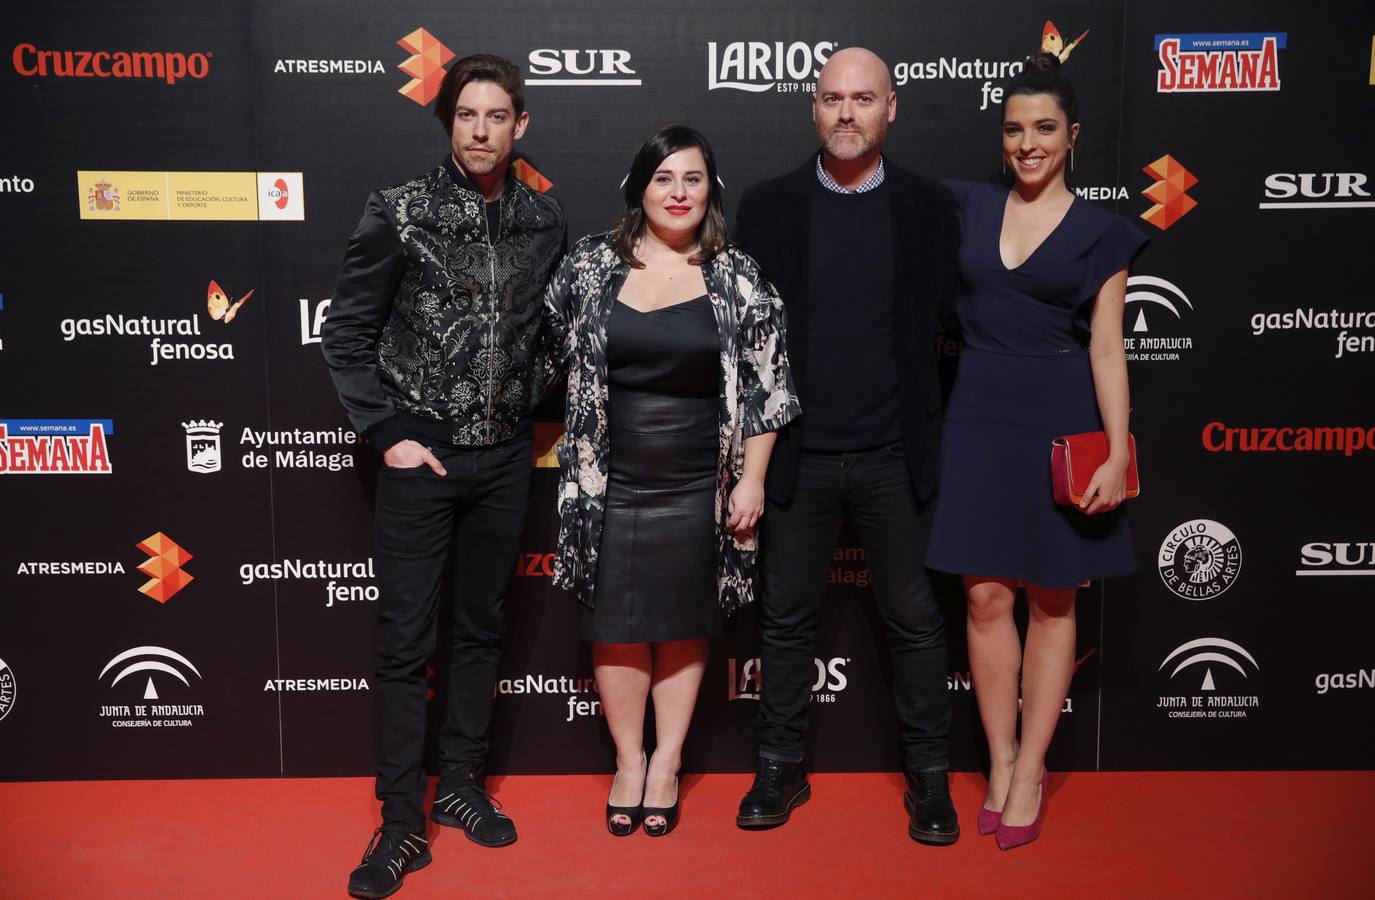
733, 47, 960, 844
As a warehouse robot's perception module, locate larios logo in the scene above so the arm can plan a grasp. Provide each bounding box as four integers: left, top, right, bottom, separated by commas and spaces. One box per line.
12, 44, 212, 85
0, 419, 113, 474
1155, 33, 1284, 93
1296, 542, 1375, 577
707, 41, 835, 93
728, 656, 848, 702
1250, 307, 1375, 360
299, 298, 329, 345
1139, 155, 1197, 231
1202, 422, 1375, 457
1123, 275, 1194, 362
527, 49, 639, 86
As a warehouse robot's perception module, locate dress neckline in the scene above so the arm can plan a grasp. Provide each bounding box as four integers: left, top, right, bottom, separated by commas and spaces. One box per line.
997, 189, 1078, 272
614, 293, 710, 315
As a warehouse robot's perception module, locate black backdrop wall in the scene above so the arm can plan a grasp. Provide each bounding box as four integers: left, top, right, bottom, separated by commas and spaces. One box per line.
1, 0, 1372, 781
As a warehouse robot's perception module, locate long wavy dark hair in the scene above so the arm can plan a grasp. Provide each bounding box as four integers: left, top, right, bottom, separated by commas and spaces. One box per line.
611, 124, 728, 268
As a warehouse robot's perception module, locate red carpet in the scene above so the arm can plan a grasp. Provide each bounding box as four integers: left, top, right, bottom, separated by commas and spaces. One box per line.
2, 772, 1371, 898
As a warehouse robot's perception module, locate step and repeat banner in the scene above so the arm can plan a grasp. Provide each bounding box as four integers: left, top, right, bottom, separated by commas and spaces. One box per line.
1, 0, 1371, 780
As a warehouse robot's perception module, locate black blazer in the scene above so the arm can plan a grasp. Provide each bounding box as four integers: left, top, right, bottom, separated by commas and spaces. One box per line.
733, 153, 960, 506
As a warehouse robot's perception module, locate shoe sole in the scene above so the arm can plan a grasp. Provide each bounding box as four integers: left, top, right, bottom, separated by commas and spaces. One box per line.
430, 811, 518, 847
735, 782, 811, 829
347, 851, 432, 900
903, 792, 960, 845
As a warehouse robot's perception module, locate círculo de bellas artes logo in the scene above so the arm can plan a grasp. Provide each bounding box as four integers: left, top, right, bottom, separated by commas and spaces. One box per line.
12, 44, 212, 85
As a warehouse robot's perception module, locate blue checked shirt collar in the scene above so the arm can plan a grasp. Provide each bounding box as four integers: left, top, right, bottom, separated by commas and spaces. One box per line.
816, 154, 886, 194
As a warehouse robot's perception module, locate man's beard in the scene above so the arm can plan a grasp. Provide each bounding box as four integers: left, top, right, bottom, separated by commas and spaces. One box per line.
458, 146, 500, 175
821, 121, 886, 160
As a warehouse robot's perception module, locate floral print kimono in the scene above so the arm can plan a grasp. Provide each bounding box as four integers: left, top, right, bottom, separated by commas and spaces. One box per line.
541, 233, 800, 614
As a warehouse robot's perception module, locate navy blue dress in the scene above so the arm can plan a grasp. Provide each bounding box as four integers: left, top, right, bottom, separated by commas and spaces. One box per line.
925, 181, 1148, 588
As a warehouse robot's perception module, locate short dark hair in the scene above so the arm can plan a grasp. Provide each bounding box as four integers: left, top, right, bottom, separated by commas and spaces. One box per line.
611, 125, 728, 268
433, 54, 525, 136
1002, 51, 1079, 124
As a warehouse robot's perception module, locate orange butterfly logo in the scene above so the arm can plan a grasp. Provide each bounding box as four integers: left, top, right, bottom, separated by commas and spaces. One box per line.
207, 280, 254, 324
1042, 20, 1090, 63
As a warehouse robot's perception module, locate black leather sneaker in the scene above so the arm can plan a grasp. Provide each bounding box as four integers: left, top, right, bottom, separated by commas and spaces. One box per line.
431, 764, 518, 847
736, 757, 810, 828
904, 768, 960, 845
347, 828, 430, 900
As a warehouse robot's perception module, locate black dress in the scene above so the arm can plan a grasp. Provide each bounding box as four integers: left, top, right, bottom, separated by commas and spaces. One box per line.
581, 294, 723, 642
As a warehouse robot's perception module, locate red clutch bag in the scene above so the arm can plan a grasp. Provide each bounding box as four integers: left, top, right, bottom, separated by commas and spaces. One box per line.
1050, 432, 1139, 507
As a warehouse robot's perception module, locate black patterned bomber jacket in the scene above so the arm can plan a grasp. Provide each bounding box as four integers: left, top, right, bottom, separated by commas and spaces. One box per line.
323, 156, 566, 450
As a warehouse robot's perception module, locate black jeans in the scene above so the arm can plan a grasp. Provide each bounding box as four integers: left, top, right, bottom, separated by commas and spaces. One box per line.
372, 437, 531, 832
757, 444, 950, 773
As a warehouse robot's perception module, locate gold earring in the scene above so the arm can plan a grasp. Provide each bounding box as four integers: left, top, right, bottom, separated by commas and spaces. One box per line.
1070, 146, 1076, 173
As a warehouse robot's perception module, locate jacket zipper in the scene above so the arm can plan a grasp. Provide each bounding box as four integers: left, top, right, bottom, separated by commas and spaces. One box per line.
483, 197, 497, 444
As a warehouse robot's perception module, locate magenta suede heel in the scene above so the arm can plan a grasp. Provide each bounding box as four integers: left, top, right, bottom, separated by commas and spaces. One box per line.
995, 771, 1047, 851
977, 806, 1002, 836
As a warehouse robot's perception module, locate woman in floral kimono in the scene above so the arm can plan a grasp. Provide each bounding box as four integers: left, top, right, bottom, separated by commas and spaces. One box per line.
542, 125, 799, 837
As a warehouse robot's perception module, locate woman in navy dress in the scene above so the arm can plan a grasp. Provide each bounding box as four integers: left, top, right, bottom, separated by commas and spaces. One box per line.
926, 53, 1147, 850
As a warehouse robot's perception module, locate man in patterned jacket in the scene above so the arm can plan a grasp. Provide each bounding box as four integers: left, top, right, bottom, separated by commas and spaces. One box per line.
322, 53, 565, 900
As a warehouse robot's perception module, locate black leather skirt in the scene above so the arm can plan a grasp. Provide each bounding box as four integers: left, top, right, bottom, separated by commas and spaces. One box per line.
582, 387, 721, 643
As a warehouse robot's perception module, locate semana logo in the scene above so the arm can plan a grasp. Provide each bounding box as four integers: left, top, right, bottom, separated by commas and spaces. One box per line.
707, 40, 835, 93
0, 657, 14, 723
238, 557, 376, 607
1202, 423, 1375, 457
1123, 275, 1193, 362
99, 646, 205, 727
11, 44, 212, 85
1139, 155, 1198, 231
1158, 519, 1241, 601
136, 532, 194, 603
1155, 33, 1284, 93
494, 673, 601, 722
1259, 172, 1372, 210
396, 27, 454, 105
1249, 306, 1375, 360
728, 656, 848, 702
527, 49, 639, 86
1, 175, 35, 193
1157, 637, 1260, 718
76, 170, 305, 221
0, 419, 113, 474
1297, 542, 1375, 577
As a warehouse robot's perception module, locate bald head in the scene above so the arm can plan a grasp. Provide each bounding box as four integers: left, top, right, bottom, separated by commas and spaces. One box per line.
818, 47, 893, 95
813, 46, 896, 161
